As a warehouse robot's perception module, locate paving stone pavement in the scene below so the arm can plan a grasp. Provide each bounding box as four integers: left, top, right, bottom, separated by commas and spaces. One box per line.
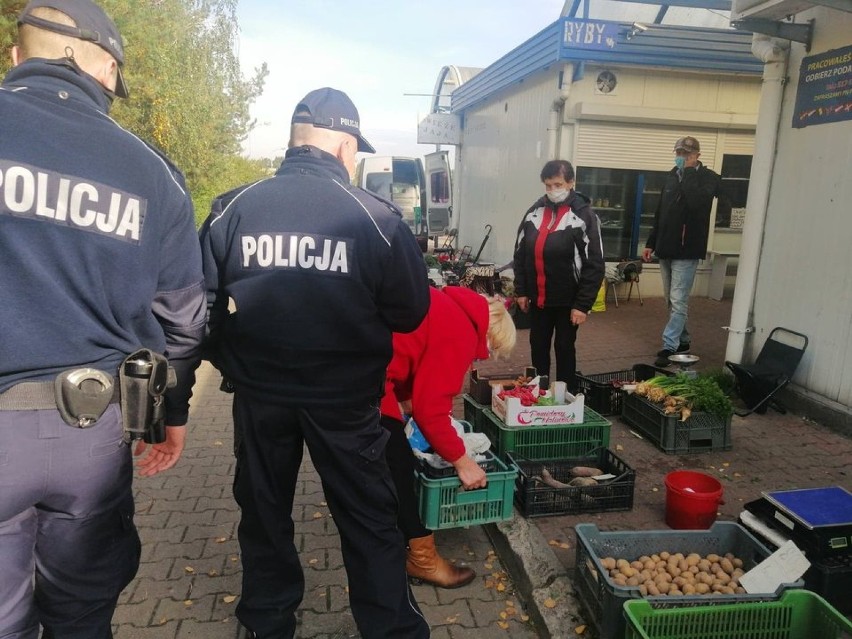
112, 295, 851, 638
113, 362, 541, 638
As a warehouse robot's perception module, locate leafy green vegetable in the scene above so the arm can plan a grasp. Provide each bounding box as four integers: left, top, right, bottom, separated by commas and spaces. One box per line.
644, 374, 733, 419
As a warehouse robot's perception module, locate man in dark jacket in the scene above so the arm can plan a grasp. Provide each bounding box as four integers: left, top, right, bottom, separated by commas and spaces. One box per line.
513, 159, 605, 391
0, 1, 206, 635
199, 88, 431, 639
643, 136, 722, 367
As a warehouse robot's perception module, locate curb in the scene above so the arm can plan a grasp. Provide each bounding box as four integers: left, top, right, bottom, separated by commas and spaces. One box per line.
485, 513, 588, 639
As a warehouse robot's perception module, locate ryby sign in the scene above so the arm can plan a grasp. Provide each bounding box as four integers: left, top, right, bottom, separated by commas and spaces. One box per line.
562, 19, 618, 51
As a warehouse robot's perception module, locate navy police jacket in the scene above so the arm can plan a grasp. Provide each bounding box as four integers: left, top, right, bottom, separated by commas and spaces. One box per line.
0, 60, 206, 424
199, 145, 430, 407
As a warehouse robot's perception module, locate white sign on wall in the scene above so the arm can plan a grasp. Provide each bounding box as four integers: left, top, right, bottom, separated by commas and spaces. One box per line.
417, 113, 461, 145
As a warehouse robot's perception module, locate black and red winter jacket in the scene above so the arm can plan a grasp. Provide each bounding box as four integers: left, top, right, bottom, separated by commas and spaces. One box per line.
512, 191, 605, 313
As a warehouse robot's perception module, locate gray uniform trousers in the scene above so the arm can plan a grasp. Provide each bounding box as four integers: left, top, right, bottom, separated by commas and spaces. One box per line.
0, 404, 140, 639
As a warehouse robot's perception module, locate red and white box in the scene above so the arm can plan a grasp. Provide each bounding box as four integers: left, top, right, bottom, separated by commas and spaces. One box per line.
491, 380, 585, 427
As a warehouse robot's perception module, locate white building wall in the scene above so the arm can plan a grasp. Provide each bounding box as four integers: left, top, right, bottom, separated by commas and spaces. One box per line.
455, 71, 561, 267
455, 63, 761, 271
749, 8, 852, 409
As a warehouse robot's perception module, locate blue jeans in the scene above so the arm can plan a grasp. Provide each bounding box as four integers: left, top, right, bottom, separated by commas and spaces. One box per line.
659, 258, 699, 351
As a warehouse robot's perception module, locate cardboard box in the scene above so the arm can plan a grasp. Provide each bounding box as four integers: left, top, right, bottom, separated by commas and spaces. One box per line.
468, 366, 537, 404
491, 380, 585, 426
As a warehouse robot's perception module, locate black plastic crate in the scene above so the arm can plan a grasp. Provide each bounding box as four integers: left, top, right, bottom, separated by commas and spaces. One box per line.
804, 554, 852, 615
467, 366, 537, 404
509, 447, 635, 518
576, 364, 671, 416
621, 393, 732, 454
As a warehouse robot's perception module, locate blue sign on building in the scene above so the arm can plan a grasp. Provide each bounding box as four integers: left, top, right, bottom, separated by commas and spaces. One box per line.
561, 19, 619, 51
792, 45, 852, 129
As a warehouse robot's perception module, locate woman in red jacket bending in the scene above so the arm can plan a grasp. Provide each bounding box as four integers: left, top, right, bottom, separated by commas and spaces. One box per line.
381, 286, 516, 588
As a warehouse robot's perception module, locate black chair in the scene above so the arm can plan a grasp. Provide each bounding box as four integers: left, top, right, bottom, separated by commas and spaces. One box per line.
725, 327, 808, 417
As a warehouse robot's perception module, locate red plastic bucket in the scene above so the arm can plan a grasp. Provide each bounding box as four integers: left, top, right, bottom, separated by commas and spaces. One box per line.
664, 470, 724, 529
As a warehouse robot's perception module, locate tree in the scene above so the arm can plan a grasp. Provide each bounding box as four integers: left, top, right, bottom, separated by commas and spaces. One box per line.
1, 0, 269, 223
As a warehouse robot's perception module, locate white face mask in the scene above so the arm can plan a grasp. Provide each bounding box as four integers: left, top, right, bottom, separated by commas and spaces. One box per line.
546, 188, 570, 204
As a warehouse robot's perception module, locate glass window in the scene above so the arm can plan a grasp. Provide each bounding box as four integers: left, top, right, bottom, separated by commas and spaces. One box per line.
430, 171, 450, 204
717, 154, 752, 228
365, 173, 393, 199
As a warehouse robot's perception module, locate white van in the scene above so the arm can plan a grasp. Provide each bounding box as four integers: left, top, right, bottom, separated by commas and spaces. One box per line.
354, 152, 452, 237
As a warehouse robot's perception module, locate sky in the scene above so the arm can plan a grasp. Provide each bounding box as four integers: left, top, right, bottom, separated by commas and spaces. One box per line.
235, 0, 567, 160
235, 1, 731, 161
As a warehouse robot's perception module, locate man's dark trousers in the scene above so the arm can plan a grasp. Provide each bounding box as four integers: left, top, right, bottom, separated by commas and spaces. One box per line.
232, 396, 429, 639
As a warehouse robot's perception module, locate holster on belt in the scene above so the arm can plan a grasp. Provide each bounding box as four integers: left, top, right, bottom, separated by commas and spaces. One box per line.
119, 349, 176, 444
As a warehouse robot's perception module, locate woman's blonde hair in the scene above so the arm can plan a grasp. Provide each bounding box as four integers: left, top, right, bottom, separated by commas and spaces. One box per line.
484, 295, 516, 359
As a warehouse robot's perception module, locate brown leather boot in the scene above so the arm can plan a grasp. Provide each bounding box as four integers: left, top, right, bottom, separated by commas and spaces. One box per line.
406, 533, 476, 588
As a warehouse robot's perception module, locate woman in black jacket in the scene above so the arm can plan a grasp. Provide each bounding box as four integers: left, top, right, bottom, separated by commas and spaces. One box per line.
512, 160, 605, 391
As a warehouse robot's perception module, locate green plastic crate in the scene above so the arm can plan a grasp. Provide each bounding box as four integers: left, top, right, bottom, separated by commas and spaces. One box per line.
621, 393, 732, 454
575, 522, 804, 639
477, 407, 611, 461
414, 451, 516, 530
623, 589, 852, 639
462, 393, 489, 433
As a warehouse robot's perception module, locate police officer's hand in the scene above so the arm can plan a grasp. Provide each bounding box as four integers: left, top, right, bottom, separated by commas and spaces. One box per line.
134, 425, 187, 477
453, 455, 487, 490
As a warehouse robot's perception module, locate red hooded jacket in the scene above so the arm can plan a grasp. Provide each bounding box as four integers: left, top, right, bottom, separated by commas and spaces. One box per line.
381, 286, 489, 463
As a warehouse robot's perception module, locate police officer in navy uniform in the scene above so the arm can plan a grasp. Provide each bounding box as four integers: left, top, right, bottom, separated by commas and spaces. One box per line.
200, 88, 431, 639
0, 1, 206, 636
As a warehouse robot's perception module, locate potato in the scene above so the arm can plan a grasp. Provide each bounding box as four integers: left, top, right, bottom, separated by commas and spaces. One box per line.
694, 582, 710, 594
669, 587, 683, 596
644, 559, 656, 571
638, 555, 652, 563
667, 565, 681, 578
682, 583, 696, 595
678, 558, 689, 572
650, 554, 661, 563
735, 586, 746, 594
646, 583, 660, 596
621, 566, 637, 578
720, 558, 734, 575
733, 557, 744, 569
656, 581, 671, 594
601, 557, 616, 571
616, 558, 630, 569
631, 560, 645, 571
698, 559, 711, 572
706, 554, 721, 563
627, 576, 641, 586
639, 584, 648, 596
686, 553, 701, 567
659, 551, 670, 561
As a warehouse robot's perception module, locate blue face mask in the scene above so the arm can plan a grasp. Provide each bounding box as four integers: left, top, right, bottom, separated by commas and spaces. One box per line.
674, 156, 686, 170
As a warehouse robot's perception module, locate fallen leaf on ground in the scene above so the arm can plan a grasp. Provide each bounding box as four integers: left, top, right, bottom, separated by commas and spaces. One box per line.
312, 512, 323, 519
521, 614, 530, 622
575, 624, 587, 634
497, 621, 509, 630
446, 615, 459, 623
496, 583, 506, 592
184, 566, 195, 574
543, 598, 557, 608
223, 595, 237, 604
308, 558, 318, 565
208, 570, 218, 577
213, 440, 223, 446
559, 542, 570, 549
215, 536, 228, 543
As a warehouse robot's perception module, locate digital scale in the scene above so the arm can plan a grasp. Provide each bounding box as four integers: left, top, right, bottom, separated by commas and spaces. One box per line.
743, 486, 852, 559
739, 486, 852, 615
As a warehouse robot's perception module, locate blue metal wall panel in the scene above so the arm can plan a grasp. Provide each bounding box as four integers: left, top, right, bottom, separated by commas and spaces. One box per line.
452, 18, 763, 113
